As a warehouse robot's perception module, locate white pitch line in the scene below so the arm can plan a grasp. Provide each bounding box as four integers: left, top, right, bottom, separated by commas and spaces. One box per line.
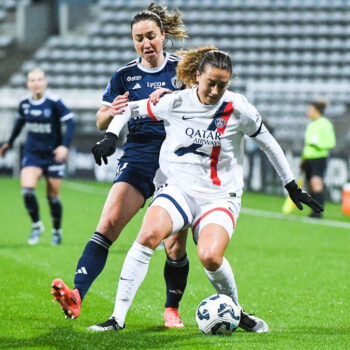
64, 182, 350, 230
242, 208, 350, 229
63, 181, 110, 195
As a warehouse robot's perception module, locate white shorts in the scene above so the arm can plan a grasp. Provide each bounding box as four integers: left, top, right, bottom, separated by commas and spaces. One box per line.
149, 184, 241, 243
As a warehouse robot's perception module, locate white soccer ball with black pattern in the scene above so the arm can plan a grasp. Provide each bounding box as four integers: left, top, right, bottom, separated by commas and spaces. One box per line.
196, 294, 241, 335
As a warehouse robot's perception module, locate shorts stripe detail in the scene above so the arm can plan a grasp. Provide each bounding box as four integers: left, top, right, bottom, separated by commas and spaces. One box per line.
152, 193, 188, 226
147, 99, 158, 122
192, 207, 235, 233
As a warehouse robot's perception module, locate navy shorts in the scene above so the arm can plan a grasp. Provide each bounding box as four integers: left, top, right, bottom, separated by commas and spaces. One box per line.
113, 160, 158, 201
21, 151, 66, 178
303, 158, 327, 181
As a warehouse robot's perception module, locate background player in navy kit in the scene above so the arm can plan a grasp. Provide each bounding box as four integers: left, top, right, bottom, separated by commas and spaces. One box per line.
0, 68, 75, 245
51, 3, 190, 328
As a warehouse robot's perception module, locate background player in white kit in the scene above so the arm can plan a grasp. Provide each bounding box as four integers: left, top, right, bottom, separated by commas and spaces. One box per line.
90, 47, 323, 332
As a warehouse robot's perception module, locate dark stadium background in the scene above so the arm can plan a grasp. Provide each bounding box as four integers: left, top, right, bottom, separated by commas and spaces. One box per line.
1, 0, 349, 202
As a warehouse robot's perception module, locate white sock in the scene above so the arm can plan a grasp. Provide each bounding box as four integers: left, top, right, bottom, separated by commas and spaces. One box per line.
204, 257, 238, 302
112, 241, 154, 326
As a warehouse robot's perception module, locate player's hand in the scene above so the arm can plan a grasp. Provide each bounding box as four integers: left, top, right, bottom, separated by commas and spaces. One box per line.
53, 145, 69, 163
91, 132, 118, 165
285, 180, 323, 213
0, 142, 11, 157
111, 92, 129, 116
149, 88, 173, 105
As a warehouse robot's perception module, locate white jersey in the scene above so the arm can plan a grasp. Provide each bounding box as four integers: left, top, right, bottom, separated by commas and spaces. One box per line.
107, 87, 294, 200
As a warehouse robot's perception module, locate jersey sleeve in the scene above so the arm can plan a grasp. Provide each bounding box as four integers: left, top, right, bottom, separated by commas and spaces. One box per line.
142, 93, 175, 121
106, 93, 175, 136
102, 72, 124, 106
234, 94, 263, 137
56, 99, 74, 122
254, 124, 295, 186
319, 120, 336, 150
16, 102, 26, 121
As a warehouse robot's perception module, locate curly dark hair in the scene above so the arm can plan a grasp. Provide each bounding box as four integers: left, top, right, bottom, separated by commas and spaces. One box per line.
176, 46, 232, 88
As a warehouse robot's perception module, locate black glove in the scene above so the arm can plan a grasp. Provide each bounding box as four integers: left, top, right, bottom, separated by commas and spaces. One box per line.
91, 132, 118, 165
285, 180, 324, 213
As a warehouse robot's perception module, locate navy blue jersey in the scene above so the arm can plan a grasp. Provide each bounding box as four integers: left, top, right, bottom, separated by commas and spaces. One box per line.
16, 92, 74, 154
102, 52, 182, 164
102, 52, 182, 136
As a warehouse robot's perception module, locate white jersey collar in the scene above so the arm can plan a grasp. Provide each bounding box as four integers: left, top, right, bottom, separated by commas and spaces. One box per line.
137, 52, 169, 73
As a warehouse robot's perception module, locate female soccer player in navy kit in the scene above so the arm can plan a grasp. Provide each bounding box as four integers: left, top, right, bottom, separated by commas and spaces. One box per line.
0, 68, 75, 245
51, 3, 189, 328
89, 47, 323, 332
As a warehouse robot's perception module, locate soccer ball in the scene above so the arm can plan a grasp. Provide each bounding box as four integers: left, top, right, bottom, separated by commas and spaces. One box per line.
196, 294, 241, 335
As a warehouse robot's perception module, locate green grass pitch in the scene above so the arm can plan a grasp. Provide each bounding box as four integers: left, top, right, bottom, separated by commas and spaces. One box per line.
0, 176, 349, 349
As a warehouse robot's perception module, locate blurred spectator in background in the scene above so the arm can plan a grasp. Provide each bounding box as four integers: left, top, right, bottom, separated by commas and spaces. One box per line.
301, 99, 336, 218
0, 68, 75, 244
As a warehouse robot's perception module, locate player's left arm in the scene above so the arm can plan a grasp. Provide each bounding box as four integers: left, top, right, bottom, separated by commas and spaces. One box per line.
236, 96, 323, 213
54, 100, 76, 163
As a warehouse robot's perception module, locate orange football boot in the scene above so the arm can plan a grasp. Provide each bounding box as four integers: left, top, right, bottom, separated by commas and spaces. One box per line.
164, 307, 184, 328
51, 278, 81, 319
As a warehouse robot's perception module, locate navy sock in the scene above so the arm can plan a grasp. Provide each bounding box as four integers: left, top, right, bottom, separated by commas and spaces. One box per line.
22, 188, 40, 223
74, 232, 112, 301
48, 197, 62, 230
164, 254, 189, 308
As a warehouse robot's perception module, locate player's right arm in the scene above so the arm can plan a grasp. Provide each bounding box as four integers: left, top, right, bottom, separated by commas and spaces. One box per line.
0, 108, 26, 157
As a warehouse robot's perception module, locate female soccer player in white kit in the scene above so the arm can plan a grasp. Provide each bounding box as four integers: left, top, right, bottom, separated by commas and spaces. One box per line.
90, 47, 323, 332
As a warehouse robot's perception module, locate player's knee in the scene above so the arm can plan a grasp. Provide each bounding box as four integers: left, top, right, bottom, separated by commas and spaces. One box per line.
137, 227, 164, 250
198, 250, 222, 271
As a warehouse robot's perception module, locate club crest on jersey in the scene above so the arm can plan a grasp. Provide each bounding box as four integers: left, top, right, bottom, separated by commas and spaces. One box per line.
215, 118, 226, 128
171, 76, 182, 89
43, 108, 52, 118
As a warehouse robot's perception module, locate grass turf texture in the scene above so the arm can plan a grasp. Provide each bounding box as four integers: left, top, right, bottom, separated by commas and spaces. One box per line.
0, 176, 349, 350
